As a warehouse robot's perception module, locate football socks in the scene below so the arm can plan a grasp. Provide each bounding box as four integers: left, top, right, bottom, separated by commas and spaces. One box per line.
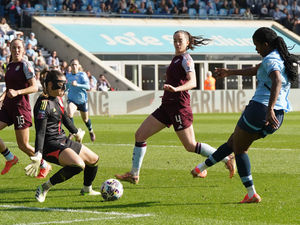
50, 165, 83, 185
131, 142, 147, 176
83, 164, 98, 186
205, 143, 233, 166
85, 119, 92, 131
236, 153, 255, 197
1, 148, 14, 161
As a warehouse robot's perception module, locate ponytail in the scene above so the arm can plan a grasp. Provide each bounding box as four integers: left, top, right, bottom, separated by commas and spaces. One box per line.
174, 30, 211, 51
253, 27, 299, 82
274, 37, 299, 82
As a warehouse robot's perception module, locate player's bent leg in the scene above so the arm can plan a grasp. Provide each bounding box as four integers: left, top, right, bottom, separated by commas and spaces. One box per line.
115, 115, 164, 184
15, 128, 35, 156
78, 145, 100, 195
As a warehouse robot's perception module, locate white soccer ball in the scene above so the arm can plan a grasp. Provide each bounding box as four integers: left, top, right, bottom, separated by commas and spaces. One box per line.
100, 178, 123, 201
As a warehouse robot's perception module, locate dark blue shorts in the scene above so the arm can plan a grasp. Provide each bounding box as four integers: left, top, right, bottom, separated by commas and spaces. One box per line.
152, 103, 193, 131
68, 100, 88, 112
237, 100, 284, 137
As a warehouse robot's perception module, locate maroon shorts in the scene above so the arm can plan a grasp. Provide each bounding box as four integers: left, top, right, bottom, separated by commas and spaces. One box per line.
0, 102, 32, 130
152, 103, 193, 131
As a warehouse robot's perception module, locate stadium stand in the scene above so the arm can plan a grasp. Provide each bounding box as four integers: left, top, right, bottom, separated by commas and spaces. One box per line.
0, 0, 298, 91
0, 0, 299, 36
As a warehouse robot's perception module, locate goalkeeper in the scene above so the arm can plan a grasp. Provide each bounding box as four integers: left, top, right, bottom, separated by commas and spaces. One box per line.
25, 69, 100, 203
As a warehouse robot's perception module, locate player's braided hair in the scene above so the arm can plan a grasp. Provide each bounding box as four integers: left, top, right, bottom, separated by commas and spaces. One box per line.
252, 27, 299, 82
174, 30, 211, 51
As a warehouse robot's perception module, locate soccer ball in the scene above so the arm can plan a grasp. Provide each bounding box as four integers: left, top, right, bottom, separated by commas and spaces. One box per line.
100, 179, 123, 201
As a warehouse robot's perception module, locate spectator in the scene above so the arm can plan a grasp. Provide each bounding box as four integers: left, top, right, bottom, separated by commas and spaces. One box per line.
166, 0, 174, 9
14, 0, 22, 28
292, 17, 300, 35
221, 0, 230, 11
128, 2, 139, 13
0, 48, 9, 62
87, 71, 97, 91
23, 2, 35, 28
63, 0, 72, 10
117, 0, 127, 13
146, 5, 154, 15
60, 60, 68, 74
106, 0, 116, 11
97, 74, 111, 91
139, 1, 147, 14
273, 7, 285, 22
281, 12, 294, 30
35, 70, 43, 91
190, 0, 201, 11
47, 50, 60, 67
275, 0, 285, 11
268, 2, 276, 17
243, 7, 253, 19
70, 2, 77, 13
35, 49, 46, 64
204, 71, 216, 90
291, 0, 300, 17
230, 7, 241, 17
260, 3, 268, 18
0, 33, 5, 48
171, 5, 180, 16
26, 32, 38, 50
0, 17, 23, 40
161, 4, 171, 14
35, 58, 48, 74
177, 0, 189, 14
25, 43, 37, 62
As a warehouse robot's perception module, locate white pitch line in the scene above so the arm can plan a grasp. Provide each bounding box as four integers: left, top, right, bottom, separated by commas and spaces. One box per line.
4, 141, 297, 151
0, 204, 152, 225
94, 143, 298, 151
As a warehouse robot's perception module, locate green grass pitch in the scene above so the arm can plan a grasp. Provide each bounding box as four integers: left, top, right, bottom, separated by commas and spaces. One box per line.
0, 112, 299, 225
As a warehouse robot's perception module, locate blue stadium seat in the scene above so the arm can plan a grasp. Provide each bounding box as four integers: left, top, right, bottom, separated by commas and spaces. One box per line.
219, 8, 228, 16
199, 8, 207, 19
188, 8, 197, 19
82, 0, 89, 6
35, 4, 44, 12
208, 8, 217, 16
199, 1, 206, 9
239, 8, 246, 15
81, 5, 87, 11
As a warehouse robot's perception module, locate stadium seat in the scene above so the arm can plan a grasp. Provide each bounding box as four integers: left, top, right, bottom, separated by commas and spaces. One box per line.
199, 1, 206, 9
239, 8, 246, 15
199, 8, 207, 19
208, 8, 217, 16
219, 8, 228, 16
188, 8, 197, 19
34, 4, 44, 12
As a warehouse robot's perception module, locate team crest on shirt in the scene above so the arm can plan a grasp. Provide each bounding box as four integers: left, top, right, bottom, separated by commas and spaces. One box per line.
53, 108, 56, 112
15, 65, 20, 71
